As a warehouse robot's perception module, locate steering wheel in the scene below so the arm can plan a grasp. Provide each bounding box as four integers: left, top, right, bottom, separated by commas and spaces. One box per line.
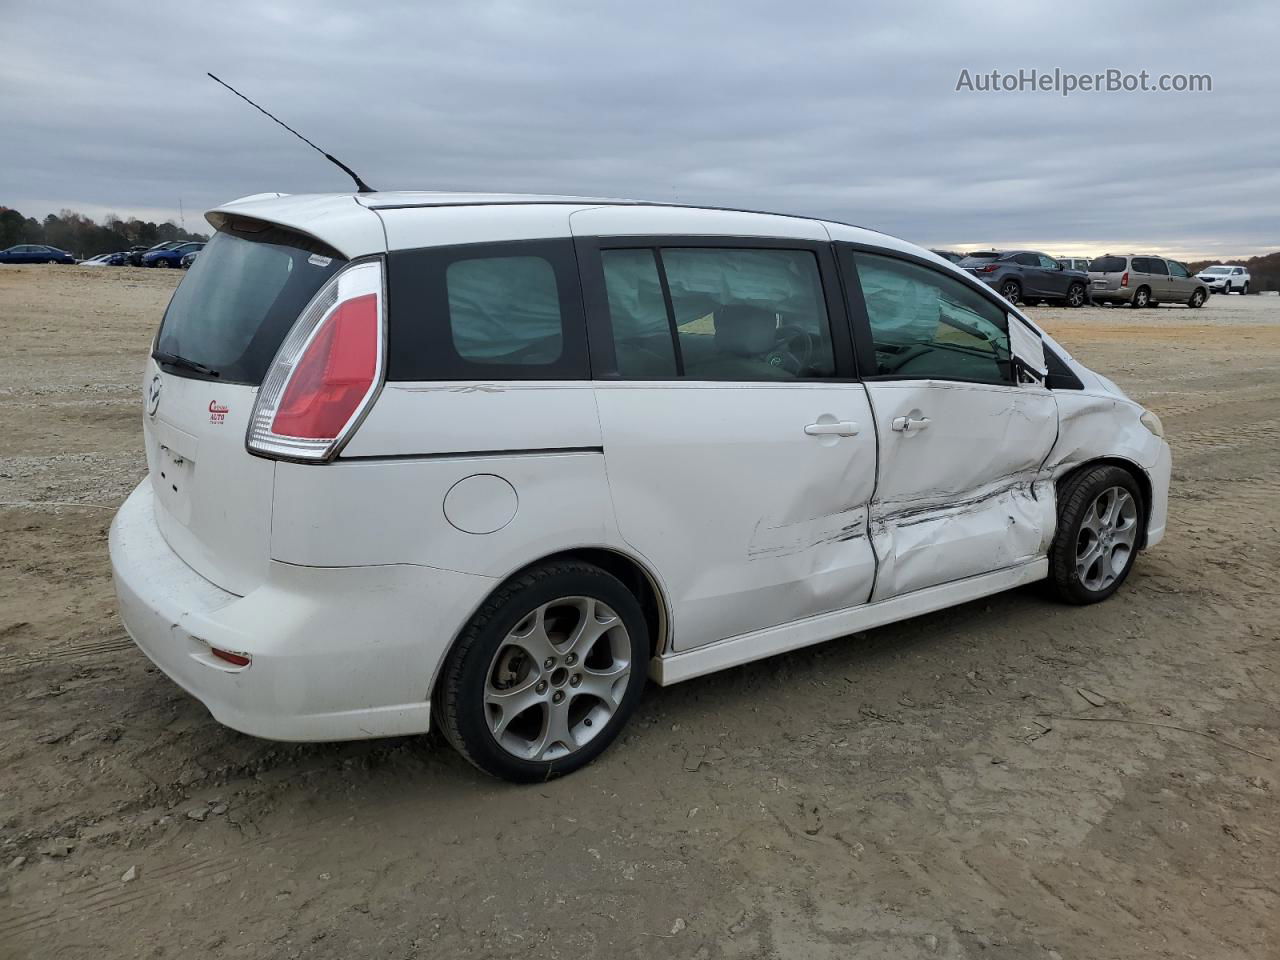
775, 324, 816, 372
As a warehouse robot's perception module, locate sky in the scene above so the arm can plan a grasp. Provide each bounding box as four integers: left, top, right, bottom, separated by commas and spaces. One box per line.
3, 0, 1278, 260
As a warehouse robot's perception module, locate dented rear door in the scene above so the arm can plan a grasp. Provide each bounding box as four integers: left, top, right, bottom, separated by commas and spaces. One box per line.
841, 247, 1058, 600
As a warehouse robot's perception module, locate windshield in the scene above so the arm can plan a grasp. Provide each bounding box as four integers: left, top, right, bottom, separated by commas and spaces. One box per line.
1090, 256, 1127, 273
1203, 266, 1230, 274
155, 227, 345, 384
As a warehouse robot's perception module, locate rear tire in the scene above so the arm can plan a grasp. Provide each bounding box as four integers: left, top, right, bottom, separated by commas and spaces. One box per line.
1049, 465, 1144, 605
1130, 286, 1151, 308
435, 560, 649, 783
1241, 282, 1249, 295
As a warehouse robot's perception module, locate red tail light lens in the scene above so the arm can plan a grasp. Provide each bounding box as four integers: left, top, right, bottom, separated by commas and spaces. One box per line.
980, 264, 999, 273
1120, 271, 1129, 287
247, 259, 384, 461
271, 294, 378, 438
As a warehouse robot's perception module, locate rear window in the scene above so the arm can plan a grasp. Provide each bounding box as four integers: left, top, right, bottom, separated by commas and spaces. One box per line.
1090, 256, 1127, 273
958, 253, 1002, 266
155, 227, 345, 384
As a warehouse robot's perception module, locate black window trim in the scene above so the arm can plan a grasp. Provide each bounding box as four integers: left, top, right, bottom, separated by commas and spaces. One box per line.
384, 237, 590, 382
575, 234, 860, 383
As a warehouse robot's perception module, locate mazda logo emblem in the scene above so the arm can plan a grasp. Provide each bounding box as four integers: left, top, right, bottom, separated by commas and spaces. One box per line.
147, 375, 162, 417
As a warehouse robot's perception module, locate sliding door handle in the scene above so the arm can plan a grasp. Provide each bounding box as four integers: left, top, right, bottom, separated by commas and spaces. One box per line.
891, 415, 931, 434
804, 420, 860, 437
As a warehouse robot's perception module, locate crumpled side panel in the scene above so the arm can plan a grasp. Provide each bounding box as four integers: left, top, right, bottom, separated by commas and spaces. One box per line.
871, 476, 1054, 601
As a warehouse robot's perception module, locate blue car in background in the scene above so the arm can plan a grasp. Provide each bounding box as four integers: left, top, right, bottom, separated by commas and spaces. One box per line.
0, 244, 76, 264
141, 241, 203, 268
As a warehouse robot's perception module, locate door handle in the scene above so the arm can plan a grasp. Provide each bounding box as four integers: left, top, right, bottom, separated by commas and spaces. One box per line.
804, 420, 860, 437
891, 415, 931, 434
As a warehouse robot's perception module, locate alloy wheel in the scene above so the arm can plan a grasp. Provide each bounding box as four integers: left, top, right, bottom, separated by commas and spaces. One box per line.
1075, 486, 1139, 592
484, 596, 632, 762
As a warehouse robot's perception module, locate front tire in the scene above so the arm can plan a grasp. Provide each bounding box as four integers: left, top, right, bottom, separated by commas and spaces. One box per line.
1049, 465, 1144, 605
1223, 282, 1232, 295
1066, 282, 1086, 308
1188, 288, 1206, 308
435, 560, 649, 783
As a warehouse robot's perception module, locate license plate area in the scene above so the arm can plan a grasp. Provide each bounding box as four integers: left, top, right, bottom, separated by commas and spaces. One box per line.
154, 443, 196, 524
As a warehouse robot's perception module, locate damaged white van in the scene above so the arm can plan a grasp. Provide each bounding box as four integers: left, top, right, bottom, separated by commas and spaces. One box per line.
110, 193, 1170, 782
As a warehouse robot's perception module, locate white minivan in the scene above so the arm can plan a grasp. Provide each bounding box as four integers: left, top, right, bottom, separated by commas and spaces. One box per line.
110, 192, 1171, 782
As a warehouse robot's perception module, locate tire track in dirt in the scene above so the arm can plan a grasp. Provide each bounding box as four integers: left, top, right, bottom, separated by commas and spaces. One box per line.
0, 634, 134, 671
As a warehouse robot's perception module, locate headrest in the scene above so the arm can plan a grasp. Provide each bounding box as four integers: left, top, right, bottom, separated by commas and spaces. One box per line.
714, 304, 776, 356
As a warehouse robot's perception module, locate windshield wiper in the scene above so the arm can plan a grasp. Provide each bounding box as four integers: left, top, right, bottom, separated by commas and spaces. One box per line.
152, 349, 220, 378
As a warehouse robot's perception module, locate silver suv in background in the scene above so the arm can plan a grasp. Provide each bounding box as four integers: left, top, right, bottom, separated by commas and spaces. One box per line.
1196, 264, 1250, 295
1088, 254, 1208, 308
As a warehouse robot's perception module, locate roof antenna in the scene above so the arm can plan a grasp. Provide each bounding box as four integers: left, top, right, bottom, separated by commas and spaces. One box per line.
207, 72, 375, 193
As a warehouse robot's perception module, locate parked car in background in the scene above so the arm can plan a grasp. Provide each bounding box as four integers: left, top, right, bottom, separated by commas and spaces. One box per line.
1196, 264, 1250, 294
81, 251, 130, 267
1089, 254, 1208, 308
180, 250, 199, 269
0, 244, 76, 264
1057, 257, 1091, 273
958, 250, 1089, 307
142, 241, 204, 268
129, 241, 182, 267
110, 191, 1171, 782
930, 250, 967, 264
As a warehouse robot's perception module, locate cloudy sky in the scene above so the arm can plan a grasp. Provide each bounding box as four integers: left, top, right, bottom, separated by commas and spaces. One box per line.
3, 1, 1278, 258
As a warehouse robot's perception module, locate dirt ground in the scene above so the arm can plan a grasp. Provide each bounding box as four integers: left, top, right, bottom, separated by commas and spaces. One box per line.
1, 264, 1277, 960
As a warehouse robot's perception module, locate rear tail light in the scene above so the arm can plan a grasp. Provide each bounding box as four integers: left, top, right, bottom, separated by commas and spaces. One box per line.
1120, 271, 1129, 287
247, 259, 384, 461
979, 264, 999, 273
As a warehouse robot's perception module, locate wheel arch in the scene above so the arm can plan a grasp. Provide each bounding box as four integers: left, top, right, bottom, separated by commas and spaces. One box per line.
1055, 456, 1153, 549
429, 545, 672, 704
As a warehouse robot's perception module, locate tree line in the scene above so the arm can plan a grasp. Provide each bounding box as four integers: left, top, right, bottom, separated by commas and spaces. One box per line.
0, 206, 209, 259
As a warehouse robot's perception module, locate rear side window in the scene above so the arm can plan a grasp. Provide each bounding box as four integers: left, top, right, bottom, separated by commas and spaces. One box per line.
156, 227, 345, 384
1091, 256, 1127, 273
446, 256, 562, 364
1131, 257, 1153, 273
386, 239, 587, 381
599, 246, 837, 381
1147, 258, 1169, 275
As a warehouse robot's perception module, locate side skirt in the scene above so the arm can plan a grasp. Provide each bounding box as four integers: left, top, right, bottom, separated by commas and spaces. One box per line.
650, 558, 1047, 685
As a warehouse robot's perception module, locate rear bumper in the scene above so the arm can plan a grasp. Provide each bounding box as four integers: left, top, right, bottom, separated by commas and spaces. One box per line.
110, 479, 496, 741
